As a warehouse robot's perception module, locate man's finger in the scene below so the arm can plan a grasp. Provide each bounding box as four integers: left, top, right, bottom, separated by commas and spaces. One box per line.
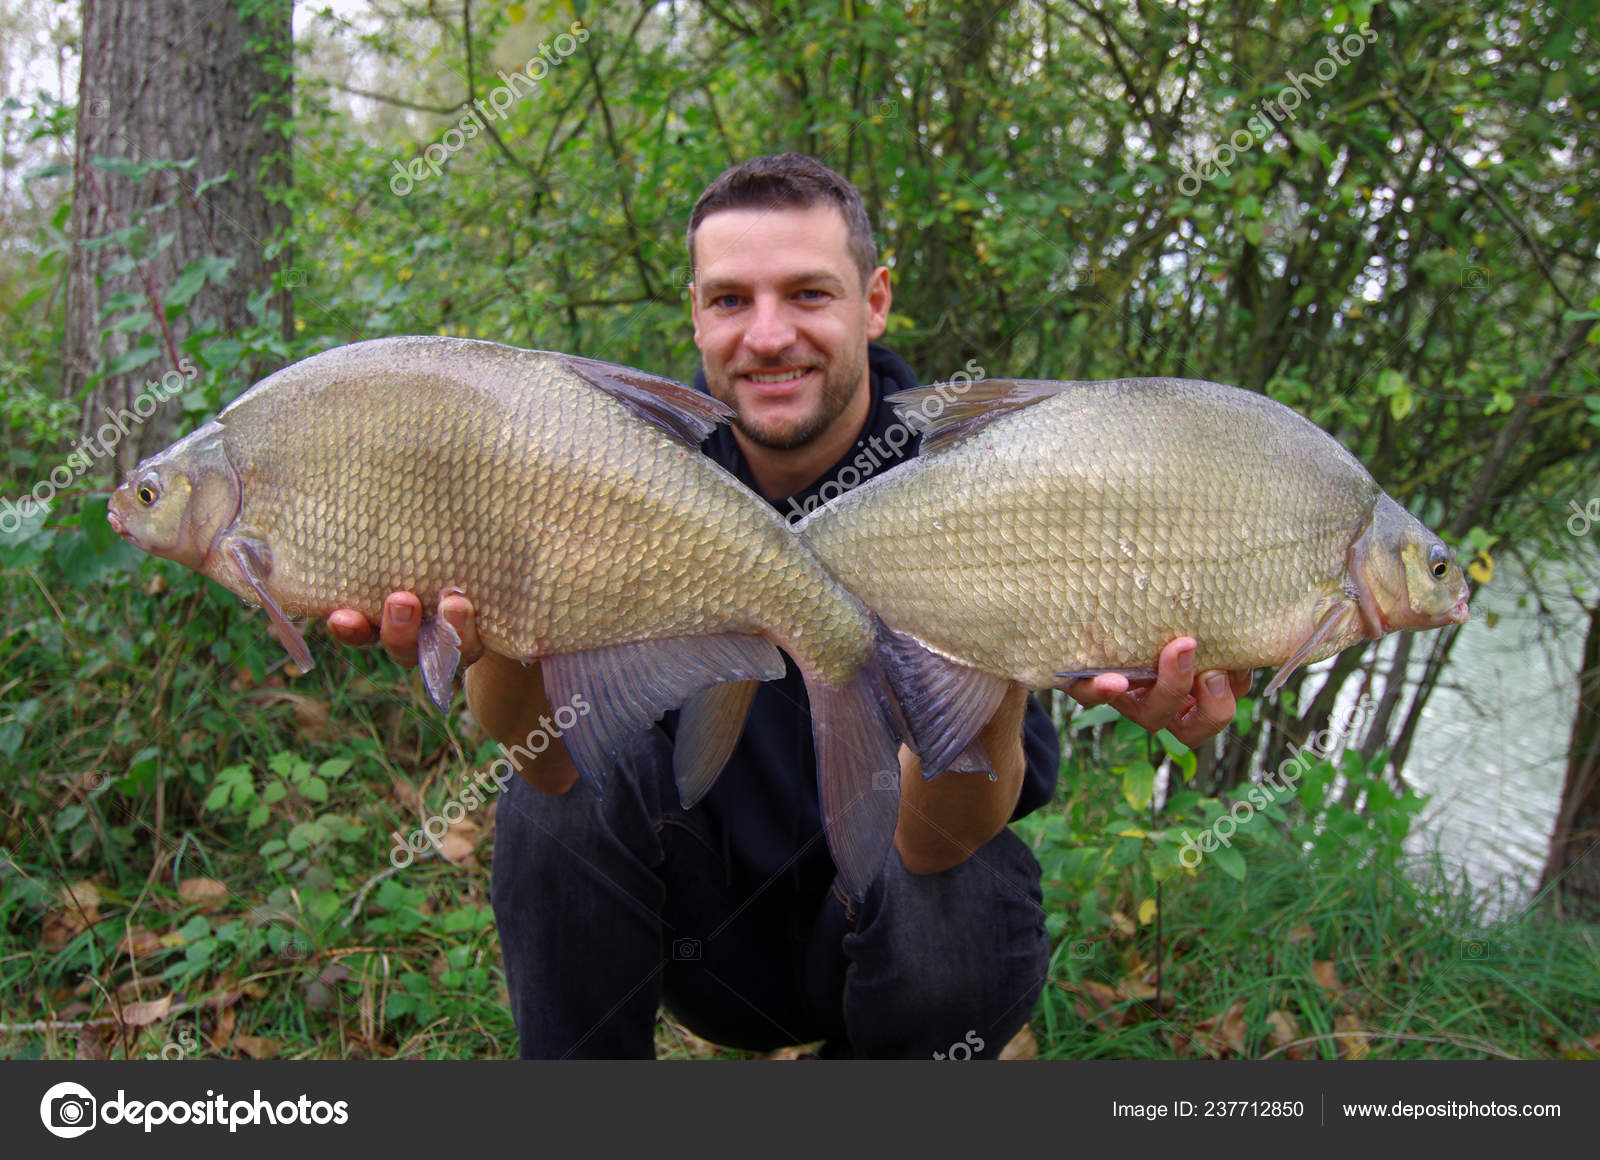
1168, 668, 1237, 748
327, 608, 377, 647
439, 591, 483, 666
1134, 637, 1196, 726
1065, 672, 1132, 708
378, 592, 423, 668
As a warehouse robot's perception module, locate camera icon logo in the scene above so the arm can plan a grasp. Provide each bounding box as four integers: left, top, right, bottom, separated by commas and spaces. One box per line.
1461, 265, 1490, 288
871, 769, 899, 792
39, 1081, 97, 1139
672, 937, 702, 961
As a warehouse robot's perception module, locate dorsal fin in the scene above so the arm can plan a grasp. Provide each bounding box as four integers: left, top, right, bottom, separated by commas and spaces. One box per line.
558, 353, 734, 446
888, 380, 1075, 453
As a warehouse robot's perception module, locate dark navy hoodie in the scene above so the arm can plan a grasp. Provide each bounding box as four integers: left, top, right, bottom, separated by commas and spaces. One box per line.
677, 342, 1060, 892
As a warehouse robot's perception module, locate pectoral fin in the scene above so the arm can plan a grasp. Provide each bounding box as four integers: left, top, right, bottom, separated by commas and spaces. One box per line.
226, 537, 313, 673
417, 614, 462, 709
1263, 600, 1361, 695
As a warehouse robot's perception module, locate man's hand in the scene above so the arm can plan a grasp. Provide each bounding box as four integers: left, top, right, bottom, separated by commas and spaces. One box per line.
326, 591, 482, 669
893, 683, 1030, 875
326, 594, 577, 794
1068, 637, 1250, 748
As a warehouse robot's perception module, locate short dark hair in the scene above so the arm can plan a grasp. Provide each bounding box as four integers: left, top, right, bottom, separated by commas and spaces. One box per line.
686, 153, 878, 287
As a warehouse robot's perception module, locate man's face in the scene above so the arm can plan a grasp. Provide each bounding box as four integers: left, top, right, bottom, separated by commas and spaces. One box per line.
691, 204, 890, 451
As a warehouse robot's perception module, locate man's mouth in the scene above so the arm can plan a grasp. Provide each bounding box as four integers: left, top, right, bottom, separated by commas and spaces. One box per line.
738, 367, 815, 397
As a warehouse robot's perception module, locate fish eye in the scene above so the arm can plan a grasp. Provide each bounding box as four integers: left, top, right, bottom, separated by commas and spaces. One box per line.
1427, 544, 1450, 579
136, 479, 158, 506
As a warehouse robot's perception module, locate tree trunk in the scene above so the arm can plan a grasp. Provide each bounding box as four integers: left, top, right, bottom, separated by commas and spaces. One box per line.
66, 0, 292, 472
1539, 598, 1600, 921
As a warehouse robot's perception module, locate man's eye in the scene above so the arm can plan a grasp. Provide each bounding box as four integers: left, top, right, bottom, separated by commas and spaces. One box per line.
796, 289, 828, 301
711, 294, 742, 309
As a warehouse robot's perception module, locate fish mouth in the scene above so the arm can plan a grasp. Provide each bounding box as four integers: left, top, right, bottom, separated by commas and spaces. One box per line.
107, 506, 127, 536
1447, 598, 1470, 624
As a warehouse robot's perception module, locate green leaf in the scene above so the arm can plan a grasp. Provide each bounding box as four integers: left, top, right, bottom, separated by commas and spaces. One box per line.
104, 343, 160, 376
1122, 759, 1157, 810
1071, 703, 1121, 731
164, 264, 209, 308
1208, 843, 1247, 880
301, 776, 329, 803
318, 758, 353, 780
246, 804, 270, 831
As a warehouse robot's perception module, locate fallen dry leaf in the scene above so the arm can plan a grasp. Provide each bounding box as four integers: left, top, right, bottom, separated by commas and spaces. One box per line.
437, 832, 475, 864
761, 1044, 816, 1060
235, 1034, 280, 1059
1264, 1010, 1304, 1059
74, 1028, 111, 1060
1288, 923, 1315, 944
120, 994, 174, 1028
61, 880, 102, 923
1060, 980, 1127, 1029
999, 1024, 1038, 1060
210, 1005, 237, 1050
245, 692, 330, 743
391, 780, 425, 815
1312, 960, 1342, 997
1109, 910, 1136, 937
41, 909, 93, 948
1191, 999, 1249, 1057
178, 877, 230, 912
117, 927, 164, 958
1334, 1014, 1370, 1059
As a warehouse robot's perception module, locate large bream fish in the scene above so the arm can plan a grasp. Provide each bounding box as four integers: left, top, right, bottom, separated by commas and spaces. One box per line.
109, 337, 902, 892
797, 378, 1471, 774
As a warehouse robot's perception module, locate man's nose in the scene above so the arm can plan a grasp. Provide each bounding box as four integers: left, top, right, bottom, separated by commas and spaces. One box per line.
743, 296, 796, 356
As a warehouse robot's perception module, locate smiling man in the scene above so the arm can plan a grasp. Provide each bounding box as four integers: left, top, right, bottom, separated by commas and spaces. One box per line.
331, 154, 1247, 1058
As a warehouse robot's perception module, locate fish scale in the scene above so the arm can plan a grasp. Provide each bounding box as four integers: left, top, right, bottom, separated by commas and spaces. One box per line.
799, 376, 1468, 775
110, 336, 907, 895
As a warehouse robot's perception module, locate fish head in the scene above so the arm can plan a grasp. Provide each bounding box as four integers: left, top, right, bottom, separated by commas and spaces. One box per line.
1351, 494, 1471, 635
108, 422, 241, 572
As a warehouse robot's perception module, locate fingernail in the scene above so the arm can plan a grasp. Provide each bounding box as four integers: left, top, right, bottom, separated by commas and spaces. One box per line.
1178, 649, 1194, 675
1205, 673, 1227, 699
391, 602, 413, 626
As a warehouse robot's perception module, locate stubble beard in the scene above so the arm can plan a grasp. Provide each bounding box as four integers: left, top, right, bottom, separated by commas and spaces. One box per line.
715, 345, 868, 451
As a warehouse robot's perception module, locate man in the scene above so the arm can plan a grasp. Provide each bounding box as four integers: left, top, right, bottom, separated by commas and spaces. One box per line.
330, 154, 1247, 1058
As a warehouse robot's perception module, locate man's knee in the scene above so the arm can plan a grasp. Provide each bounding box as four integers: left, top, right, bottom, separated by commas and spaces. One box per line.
844, 828, 1049, 1056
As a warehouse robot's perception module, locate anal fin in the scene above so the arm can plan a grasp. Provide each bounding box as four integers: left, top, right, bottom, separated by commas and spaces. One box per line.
673, 679, 760, 808
876, 622, 1009, 777
541, 633, 785, 788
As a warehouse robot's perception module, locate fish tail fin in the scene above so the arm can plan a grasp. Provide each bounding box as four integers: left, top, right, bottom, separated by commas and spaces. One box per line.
875, 621, 1010, 778
803, 660, 904, 897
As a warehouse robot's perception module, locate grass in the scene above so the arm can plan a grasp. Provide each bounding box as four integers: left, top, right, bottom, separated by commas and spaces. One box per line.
2, 552, 1597, 1061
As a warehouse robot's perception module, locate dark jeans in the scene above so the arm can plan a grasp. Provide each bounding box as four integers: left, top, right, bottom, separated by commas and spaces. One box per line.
489, 733, 1050, 1059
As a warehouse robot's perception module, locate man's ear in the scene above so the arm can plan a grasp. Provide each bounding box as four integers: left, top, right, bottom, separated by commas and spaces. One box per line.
689, 281, 702, 346
865, 265, 892, 340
